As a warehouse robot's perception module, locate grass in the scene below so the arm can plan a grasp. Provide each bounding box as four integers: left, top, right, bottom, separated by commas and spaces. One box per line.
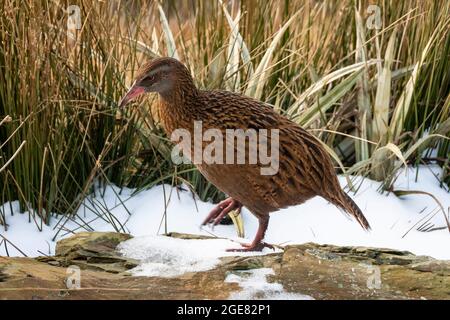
0, 0, 449, 234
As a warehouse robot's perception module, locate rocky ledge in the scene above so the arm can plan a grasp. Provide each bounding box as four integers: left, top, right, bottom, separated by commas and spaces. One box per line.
0, 232, 448, 300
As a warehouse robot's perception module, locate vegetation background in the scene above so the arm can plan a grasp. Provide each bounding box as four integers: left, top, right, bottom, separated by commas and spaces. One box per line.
0, 0, 449, 233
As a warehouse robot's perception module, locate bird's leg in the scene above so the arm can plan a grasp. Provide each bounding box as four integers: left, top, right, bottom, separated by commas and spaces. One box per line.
201, 197, 242, 226
227, 215, 273, 252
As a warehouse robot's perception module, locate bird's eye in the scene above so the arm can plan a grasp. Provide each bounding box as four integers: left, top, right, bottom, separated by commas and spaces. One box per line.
145, 75, 155, 82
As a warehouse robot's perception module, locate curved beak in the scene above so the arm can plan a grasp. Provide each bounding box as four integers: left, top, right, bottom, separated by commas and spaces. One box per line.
118, 84, 146, 108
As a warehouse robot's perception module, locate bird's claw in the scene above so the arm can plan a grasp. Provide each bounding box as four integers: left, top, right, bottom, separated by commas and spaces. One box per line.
201, 198, 242, 226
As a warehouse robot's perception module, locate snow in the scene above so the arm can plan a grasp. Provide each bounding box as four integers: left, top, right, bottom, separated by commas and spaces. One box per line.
0, 165, 449, 266
225, 268, 313, 300
117, 236, 271, 277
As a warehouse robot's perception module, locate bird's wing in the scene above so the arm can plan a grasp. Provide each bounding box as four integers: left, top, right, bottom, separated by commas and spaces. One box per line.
197, 90, 338, 213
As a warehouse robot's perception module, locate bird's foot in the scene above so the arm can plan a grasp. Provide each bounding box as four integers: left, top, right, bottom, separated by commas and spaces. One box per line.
226, 241, 274, 252
201, 197, 242, 227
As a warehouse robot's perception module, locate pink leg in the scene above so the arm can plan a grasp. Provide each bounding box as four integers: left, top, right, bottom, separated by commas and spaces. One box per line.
227, 215, 273, 252
201, 197, 242, 226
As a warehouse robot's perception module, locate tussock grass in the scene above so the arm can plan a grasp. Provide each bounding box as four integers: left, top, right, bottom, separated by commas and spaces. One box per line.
0, 0, 449, 232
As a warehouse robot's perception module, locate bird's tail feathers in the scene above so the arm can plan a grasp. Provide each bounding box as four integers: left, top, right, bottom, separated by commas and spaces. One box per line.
328, 191, 371, 231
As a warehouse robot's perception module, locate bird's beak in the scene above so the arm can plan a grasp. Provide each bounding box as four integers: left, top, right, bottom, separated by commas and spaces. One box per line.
118, 84, 146, 108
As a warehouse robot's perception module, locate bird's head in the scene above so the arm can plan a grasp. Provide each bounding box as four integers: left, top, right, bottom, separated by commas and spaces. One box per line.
119, 57, 194, 108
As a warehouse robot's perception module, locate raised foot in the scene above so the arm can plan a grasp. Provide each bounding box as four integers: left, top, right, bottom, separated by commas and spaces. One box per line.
201, 197, 242, 226
226, 241, 274, 252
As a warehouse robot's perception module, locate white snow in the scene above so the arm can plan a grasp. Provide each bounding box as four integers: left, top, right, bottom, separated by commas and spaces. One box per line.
117, 235, 271, 277
0, 165, 449, 269
225, 268, 313, 300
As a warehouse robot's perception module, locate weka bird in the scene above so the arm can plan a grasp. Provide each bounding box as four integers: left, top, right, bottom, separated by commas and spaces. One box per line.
119, 57, 370, 251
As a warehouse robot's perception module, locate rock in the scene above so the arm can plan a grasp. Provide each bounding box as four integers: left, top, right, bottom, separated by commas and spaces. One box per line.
55, 231, 132, 256
0, 255, 238, 300
38, 232, 139, 274
409, 260, 450, 275
0, 232, 449, 300
0, 265, 8, 282
297, 242, 430, 265
271, 244, 449, 299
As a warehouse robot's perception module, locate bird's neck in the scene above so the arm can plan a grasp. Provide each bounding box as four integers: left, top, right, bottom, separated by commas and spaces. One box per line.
159, 81, 199, 105
157, 79, 200, 134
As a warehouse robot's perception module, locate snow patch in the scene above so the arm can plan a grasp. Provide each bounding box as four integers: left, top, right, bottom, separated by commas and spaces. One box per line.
225, 268, 313, 300
118, 236, 272, 277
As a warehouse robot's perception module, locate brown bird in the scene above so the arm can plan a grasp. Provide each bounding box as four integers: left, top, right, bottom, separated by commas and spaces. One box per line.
119, 57, 370, 251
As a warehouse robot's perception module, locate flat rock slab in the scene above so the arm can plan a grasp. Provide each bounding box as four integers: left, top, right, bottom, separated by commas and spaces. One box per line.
0, 232, 448, 300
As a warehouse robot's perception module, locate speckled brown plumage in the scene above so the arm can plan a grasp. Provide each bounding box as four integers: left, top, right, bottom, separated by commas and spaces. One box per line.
119, 57, 370, 251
